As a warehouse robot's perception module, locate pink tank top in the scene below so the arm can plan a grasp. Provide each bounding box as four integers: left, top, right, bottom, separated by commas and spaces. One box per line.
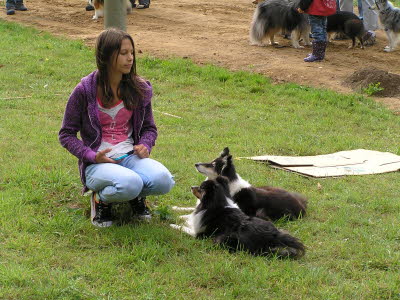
97, 98, 134, 159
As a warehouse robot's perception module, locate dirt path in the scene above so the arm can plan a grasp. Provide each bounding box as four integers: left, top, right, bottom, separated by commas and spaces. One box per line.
2, 0, 400, 112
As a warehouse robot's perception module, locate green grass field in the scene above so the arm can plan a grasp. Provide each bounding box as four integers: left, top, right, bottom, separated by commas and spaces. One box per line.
0, 20, 399, 299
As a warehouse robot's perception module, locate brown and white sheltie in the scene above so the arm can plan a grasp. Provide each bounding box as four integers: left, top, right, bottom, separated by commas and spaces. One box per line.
88, 0, 133, 20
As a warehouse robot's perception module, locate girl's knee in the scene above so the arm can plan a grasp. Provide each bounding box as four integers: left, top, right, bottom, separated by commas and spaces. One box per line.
102, 174, 143, 202
151, 171, 175, 195
120, 174, 144, 200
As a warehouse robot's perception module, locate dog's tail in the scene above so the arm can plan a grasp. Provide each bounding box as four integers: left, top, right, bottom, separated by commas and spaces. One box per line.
270, 230, 305, 259
249, 4, 266, 45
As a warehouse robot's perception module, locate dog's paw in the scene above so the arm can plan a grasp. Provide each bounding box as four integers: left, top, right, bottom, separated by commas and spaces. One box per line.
172, 206, 195, 212
384, 46, 393, 52
170, 224, 182, 230
250, 42, 265, 47
92, 15, 98, 20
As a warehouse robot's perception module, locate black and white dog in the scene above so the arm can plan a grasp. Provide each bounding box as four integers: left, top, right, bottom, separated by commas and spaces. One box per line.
327, 11, 366, 48
370, 0, 400, 51
195, 148, 308, 221
171, 177, 305, 258
250, 0, 311, 48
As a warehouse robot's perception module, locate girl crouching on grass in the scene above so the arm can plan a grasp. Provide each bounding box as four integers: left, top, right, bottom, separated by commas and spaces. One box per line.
59, 28, 175, 228
297, 0, 336, 62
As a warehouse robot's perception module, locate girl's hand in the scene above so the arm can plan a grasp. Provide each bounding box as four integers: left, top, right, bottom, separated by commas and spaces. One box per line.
134, 144, 149, 158
297, 7, 304, 13
95, 148, 116, 163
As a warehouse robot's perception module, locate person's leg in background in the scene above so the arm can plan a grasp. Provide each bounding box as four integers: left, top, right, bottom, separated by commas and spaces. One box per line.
304, 15, 328, 62
15, 0, 28, 11
339, 0, 353, 12
357, 0, 363, 19
6, 0, 16, 15
362, 0, 379, 31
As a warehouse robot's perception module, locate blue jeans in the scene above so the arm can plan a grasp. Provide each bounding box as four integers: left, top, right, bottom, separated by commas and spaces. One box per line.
358, 0, 363, 19
85, 154, 175, 203
6, 0, 23, 9
308, 15, 327, 42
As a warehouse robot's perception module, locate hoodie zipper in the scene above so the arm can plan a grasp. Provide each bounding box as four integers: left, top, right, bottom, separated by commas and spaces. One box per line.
88, 108, 100, 150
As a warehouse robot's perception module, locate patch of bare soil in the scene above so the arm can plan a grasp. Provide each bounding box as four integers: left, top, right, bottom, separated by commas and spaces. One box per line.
1, 0, 400, 112
346, 67, 400, 97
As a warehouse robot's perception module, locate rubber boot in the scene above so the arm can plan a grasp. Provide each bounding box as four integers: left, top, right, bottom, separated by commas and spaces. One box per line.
304, 41, 327, 62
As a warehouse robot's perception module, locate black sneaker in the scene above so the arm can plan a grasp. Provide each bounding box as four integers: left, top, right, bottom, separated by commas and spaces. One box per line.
90, 192, 113, 227
130, 197, 152, 220
15, 3, 28, 11
136, 0, 150, 9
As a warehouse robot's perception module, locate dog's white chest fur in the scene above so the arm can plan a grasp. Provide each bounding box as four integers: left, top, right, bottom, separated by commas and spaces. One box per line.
170, 209, 206, 237
228, 174, 251, 196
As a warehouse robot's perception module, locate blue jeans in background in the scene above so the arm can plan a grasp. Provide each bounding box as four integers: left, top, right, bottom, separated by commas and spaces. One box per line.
85, 154, 175, 203
358, 0, 363, 19
6, 0, 23, 9
308, 15, 327, 42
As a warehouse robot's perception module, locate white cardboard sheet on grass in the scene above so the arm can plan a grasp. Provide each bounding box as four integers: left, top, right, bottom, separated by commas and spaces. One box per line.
243, 149, 400, 178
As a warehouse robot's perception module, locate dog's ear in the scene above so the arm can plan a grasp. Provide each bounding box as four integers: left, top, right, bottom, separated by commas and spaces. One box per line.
221, 147, 230, 157
200, 179, 216, 192
220, 155, 233, 176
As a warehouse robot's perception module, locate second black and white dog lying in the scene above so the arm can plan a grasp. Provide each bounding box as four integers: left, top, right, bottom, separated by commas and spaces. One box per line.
171, 176, 305, 258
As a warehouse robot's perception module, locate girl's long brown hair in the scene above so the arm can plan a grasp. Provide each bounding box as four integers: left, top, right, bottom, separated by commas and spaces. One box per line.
95, 28, 145, 110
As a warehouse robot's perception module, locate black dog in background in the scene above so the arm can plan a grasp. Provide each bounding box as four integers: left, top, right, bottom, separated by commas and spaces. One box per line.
327, 11, 366, 48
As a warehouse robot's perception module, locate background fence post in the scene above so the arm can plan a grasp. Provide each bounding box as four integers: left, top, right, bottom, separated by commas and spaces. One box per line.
104, 0, 126, 31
